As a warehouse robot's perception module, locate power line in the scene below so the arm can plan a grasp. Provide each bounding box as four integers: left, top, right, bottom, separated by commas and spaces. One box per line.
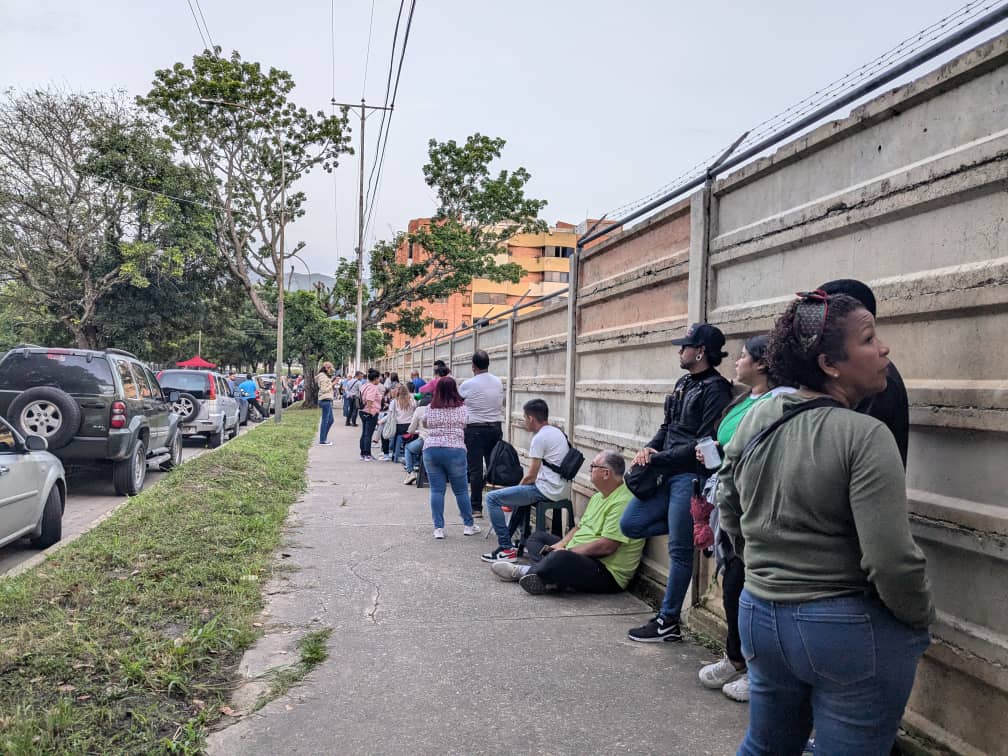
361, 0, 377, 100
185, 0, 209, 50
362, 0, 405, 212
193, 0, 216, 51
362, 0, 416, 242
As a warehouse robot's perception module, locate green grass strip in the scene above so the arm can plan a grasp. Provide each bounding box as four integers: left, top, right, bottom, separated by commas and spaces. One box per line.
0, 411, 318, 755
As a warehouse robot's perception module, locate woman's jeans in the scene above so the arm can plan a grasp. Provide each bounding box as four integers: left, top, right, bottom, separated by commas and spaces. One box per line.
737, 588, 930, 756
358, 412, 378, 457
422, 446, 474, 528
619, 472, 696, 622
403, 437, 424, 472
392, 423, 410, 461
318, 399, 334, 443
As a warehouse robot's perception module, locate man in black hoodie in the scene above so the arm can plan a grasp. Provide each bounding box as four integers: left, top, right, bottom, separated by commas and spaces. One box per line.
621, 323, 733, 642
819, 279, 909, 468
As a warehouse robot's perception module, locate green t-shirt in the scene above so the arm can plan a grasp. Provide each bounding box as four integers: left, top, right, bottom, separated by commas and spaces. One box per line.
716, 395, 760, 448
566, 483, 644, 589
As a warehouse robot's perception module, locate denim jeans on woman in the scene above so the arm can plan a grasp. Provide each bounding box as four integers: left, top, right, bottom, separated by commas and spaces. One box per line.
422, 446, 474, 529
403, 437, 424, 473
737, 588, 930, 756
318, 399, 334, 443
618, 472, 696, 622
358, 412, 378, 458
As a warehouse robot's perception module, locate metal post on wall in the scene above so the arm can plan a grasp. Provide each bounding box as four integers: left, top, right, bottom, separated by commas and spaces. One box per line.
504, 316, 515, 443
564, 250, 580, 439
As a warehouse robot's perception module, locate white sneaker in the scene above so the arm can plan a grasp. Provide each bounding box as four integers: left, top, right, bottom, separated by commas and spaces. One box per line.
463, 524, 481, 536
403, 472, 417, 485
432, 528, 445, 539
699, 656, 744, 689
722, 672, 750, 702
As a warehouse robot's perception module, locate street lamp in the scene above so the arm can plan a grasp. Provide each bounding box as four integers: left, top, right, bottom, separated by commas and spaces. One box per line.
199, 97, 287, 424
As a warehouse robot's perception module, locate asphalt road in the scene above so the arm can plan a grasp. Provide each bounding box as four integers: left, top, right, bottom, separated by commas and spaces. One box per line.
0, 423, 258, 577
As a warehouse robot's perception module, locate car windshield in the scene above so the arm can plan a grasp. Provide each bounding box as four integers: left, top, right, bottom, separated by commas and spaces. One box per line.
0, 351, 115, 396
158, 370, 211, 392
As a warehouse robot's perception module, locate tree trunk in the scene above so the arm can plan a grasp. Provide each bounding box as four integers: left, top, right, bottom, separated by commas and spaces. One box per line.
301, 355, 320, 409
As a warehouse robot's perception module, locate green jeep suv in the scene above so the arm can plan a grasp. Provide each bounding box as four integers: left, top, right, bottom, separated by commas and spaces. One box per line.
0, 345, 182, 496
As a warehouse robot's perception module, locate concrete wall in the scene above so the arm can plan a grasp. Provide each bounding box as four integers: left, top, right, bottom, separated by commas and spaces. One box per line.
373, 33, 1008, 754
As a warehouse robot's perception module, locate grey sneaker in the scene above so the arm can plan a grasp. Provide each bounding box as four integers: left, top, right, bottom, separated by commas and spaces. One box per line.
403, 472, 417, 485
699, 656, 744, 689
518, 573, 556, 595
490, 562, 523, 582
432, 528, 445, 540
463, 524, 481, 536
722, 672, 750, 702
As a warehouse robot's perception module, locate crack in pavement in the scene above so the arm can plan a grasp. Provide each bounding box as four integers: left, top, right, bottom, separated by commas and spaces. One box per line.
344, 542, 406, 624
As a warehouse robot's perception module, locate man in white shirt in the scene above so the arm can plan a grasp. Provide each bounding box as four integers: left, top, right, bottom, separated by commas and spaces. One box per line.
459, 349, 504, 518
481, 399, 570, 563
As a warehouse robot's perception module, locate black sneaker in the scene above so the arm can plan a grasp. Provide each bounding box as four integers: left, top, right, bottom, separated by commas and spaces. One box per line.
518, 573, 556, 595
480, 547, 518, 563
627, 615, 682, 643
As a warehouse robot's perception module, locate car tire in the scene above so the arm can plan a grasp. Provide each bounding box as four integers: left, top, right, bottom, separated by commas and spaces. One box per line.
208, 424, 224, 449
160, 431, 182, 471
30, 485, 63, 548
113, 439, 147, 496
171, 393, 200, 424
6, 386, 81, 450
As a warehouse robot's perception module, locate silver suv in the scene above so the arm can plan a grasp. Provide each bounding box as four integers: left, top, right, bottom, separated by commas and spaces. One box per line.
0, 414, 65, 550
157, 369, 240, 448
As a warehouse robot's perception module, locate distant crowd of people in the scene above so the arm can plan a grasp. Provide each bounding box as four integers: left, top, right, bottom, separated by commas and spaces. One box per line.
312, 278, 933, 756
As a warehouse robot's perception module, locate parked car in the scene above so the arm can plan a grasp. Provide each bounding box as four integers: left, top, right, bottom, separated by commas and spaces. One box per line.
0, 414, 65, 550
157, 369, 240, 448
257, 374, 292, 410
0, 345, 181, 496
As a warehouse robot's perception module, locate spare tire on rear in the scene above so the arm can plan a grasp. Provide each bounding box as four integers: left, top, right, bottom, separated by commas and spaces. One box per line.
171, 392, 200, 423
6, 386, 81, 450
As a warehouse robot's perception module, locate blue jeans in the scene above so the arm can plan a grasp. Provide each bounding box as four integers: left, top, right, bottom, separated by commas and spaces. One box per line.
359, 412, 378, 457
619, 472, 696, 621
319, 399, 334, 443
485, 484, 549, 549
403, 437, 424, 472
422, 446, 474, 529
738, 589, 930, 756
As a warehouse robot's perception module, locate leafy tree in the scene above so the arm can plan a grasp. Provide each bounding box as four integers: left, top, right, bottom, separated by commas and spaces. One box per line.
139, 50, 352, 327
0, 88, 214, 348
320, 134, 547, 336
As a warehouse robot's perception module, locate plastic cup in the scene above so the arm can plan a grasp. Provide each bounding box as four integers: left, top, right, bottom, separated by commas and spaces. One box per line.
697, 436, 722, 470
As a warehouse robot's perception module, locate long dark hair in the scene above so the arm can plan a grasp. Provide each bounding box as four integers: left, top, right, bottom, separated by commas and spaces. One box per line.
766, 292, 864, 391
431, 376, 464, 408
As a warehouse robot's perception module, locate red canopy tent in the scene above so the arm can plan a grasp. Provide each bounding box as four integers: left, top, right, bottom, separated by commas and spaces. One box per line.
176, 355, 217, 368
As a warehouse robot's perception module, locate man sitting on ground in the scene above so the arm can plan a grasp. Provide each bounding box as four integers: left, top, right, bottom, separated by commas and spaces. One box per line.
490, 450, 644, 595
481, 399, 570, 563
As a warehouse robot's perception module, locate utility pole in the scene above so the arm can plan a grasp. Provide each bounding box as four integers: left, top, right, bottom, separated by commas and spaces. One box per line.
331, 98, 392, 372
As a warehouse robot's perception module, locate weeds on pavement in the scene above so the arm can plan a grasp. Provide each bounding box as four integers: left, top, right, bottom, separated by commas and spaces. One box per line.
0, 412, 317, 755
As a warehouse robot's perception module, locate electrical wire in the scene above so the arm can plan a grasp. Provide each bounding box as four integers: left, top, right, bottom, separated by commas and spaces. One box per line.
362, 0, 405, 213
185, 0, 209, 50
193, 0, 217, 51
361, 0, 377, 100
601, 0, 1004, 220
362, 0, 416, 243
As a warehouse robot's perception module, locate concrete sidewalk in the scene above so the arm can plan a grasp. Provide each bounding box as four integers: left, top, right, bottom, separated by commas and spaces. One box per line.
208, 422, 749, 755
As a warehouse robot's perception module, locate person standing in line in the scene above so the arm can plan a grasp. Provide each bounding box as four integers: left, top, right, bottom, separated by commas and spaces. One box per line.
422, 377, 480, 539
402, 394, 430, 485
410, 371, 425, 393
388, 385, 416, 463
419, 360, 450, 394
720, 291, 932, 755
357, 369, 384, 461
696, 335, 795, 703
621, 322, 733, 642
819, 278, 910, 467
342, 371, 363, 426
316, 362, 336, 446
459, 349, 504, 519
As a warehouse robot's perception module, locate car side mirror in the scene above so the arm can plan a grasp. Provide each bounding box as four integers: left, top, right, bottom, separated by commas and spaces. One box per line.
167, 390, 180, 402
24, 435, 48, 452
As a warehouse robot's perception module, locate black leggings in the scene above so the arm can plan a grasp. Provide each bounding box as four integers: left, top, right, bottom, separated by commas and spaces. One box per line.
723, 555, 746, 665
525, 531, 622, 594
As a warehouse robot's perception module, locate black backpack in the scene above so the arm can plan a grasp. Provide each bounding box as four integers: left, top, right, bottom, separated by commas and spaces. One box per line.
542, 431, 586, 481
485, 439, 524, 487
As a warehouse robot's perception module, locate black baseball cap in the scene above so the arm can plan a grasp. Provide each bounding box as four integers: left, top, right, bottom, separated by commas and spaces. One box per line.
670, 322, 726, 352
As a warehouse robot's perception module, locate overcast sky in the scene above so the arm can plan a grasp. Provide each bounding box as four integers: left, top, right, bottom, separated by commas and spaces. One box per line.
3, 1, 1005, 276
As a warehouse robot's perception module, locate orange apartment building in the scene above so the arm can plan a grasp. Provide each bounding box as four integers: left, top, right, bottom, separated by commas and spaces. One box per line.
386, 218, 590, 351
